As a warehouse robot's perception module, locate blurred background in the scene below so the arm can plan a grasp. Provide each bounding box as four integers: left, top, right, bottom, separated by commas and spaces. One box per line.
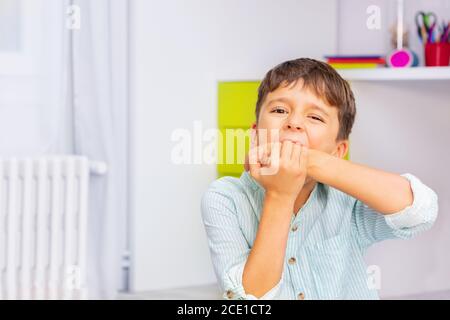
0, 0, 449, 299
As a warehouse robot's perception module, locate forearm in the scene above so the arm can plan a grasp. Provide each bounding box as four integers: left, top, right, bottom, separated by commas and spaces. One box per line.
242, 192, 293, 298
308, 149, 413, 214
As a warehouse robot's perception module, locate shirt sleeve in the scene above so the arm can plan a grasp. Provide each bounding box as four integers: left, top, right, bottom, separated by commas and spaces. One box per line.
201, 186, 283, 300
351, 173, 439, 248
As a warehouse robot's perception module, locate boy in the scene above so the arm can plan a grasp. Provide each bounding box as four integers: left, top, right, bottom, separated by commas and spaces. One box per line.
201, 58, 438, 300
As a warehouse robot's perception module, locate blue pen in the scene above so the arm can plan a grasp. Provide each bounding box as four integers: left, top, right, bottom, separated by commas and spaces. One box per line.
440, 22, 446, 42
428, 26, 434, 43
442, 22, 450, 43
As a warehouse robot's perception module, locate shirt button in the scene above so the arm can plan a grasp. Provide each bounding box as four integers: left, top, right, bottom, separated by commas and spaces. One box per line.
297, 292, 305, 300
291, 225, 298, 232
226, 290, 234, 299
288, 257, 296, 265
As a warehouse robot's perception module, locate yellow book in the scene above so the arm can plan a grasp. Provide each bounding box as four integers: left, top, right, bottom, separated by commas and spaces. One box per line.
329, 63, 380, 69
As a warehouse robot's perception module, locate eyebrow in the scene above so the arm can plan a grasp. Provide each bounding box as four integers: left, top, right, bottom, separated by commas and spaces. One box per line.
266, 97, 294, 106
308, 103, 330, 118
267, 97, 330, 118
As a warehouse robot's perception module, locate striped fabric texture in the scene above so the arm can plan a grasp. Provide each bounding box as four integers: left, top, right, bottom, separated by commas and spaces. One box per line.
201, 170, 438, 300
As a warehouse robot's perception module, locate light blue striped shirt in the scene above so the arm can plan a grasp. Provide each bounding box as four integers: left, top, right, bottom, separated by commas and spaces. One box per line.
201, 170, 438, 300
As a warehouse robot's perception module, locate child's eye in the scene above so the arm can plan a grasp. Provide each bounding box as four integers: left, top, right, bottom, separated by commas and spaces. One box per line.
309, 115, 324, 122
271, 107, 287, 114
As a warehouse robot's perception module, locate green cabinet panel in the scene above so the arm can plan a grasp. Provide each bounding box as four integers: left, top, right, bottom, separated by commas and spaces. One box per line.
218, 82, 260, 128
217, 128, 250, 177
218, 81, 260, 177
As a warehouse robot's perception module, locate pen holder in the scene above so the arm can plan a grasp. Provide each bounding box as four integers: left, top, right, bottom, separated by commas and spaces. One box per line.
424, 43, 450, 66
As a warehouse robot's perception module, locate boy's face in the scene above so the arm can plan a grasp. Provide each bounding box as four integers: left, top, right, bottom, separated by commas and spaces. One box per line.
255, 79, 348, 158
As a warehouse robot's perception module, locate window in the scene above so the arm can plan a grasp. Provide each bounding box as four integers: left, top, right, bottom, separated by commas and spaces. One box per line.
0, 0, 44, 108
0, 0, 20, 51
0, 0, 42, 75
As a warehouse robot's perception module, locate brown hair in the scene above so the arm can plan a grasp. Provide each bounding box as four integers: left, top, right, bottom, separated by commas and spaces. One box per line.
255, 58, 356, 141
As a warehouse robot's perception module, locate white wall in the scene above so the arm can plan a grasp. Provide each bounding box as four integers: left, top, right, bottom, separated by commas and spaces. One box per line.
339, 0, 450, 298
350, 80, 450, 298
129, 0, 339, 292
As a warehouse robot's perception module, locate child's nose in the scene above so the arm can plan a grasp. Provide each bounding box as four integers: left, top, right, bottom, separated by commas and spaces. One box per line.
286, 117, 305, 131
287, 124, 302, 130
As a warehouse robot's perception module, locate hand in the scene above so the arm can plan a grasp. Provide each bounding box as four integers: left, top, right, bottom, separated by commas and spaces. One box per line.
248, 129, 309, 199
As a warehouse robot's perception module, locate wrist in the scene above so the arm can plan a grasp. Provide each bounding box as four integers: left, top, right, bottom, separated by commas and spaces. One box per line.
307, 148, 328, 179
263, 191, 296, 219
265, 190, 296, 204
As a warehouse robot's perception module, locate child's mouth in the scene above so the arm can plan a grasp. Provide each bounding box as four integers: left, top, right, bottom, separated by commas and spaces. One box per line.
279, 136, 308, 147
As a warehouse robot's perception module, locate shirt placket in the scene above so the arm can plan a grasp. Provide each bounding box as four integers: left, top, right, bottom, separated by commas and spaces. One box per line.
285, 212, 308, 300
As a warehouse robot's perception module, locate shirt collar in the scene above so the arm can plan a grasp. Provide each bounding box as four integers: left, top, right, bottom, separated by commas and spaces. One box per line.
240, 170, 262, 191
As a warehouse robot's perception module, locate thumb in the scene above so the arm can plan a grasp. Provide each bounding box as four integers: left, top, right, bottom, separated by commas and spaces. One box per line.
299, 145, 309, 169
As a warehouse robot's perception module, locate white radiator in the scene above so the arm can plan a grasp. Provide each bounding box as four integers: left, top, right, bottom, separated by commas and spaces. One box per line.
0, 156, 106, 300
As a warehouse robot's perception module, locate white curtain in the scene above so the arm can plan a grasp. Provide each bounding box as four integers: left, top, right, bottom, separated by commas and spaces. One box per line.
72, 0, 129, 299
38, 0, 129, 299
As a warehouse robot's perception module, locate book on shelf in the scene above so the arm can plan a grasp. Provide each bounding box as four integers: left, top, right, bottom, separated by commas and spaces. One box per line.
325, 55, 386, 69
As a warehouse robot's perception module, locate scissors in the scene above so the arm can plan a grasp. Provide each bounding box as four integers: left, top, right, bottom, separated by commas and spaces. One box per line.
441, 21, 450, 43
415, 11, 438, 42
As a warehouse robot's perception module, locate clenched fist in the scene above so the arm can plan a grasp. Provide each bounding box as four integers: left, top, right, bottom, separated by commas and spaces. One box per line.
247, 129, 308, 199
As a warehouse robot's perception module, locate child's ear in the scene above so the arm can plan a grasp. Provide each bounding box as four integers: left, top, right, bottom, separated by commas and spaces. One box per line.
333, 140, 349, 159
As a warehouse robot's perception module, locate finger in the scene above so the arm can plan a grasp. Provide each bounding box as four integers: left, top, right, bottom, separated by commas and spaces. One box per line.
258, 142, 265, 164
262, 143, 275, 167
259, 144, 267, 165
299, 145, 309, 170
244, 154, 250, 171
281, 140, 293, 161
257, 131, 270, 162
291, 142, 301, 165
269, 142, 281, 166
248, 147, 261, 178
249, 145, 259, 165
261, 142, 279, 176
263, 142, 276, 165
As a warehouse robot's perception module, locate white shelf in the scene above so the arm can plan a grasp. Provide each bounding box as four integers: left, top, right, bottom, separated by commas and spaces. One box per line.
337, 66, 450, 81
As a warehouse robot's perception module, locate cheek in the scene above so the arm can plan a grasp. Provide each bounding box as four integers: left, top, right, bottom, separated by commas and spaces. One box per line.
257, 118, 284, 141
258, 115, 283, 130
305, 133, 321, 149
305, 127, 335, 152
